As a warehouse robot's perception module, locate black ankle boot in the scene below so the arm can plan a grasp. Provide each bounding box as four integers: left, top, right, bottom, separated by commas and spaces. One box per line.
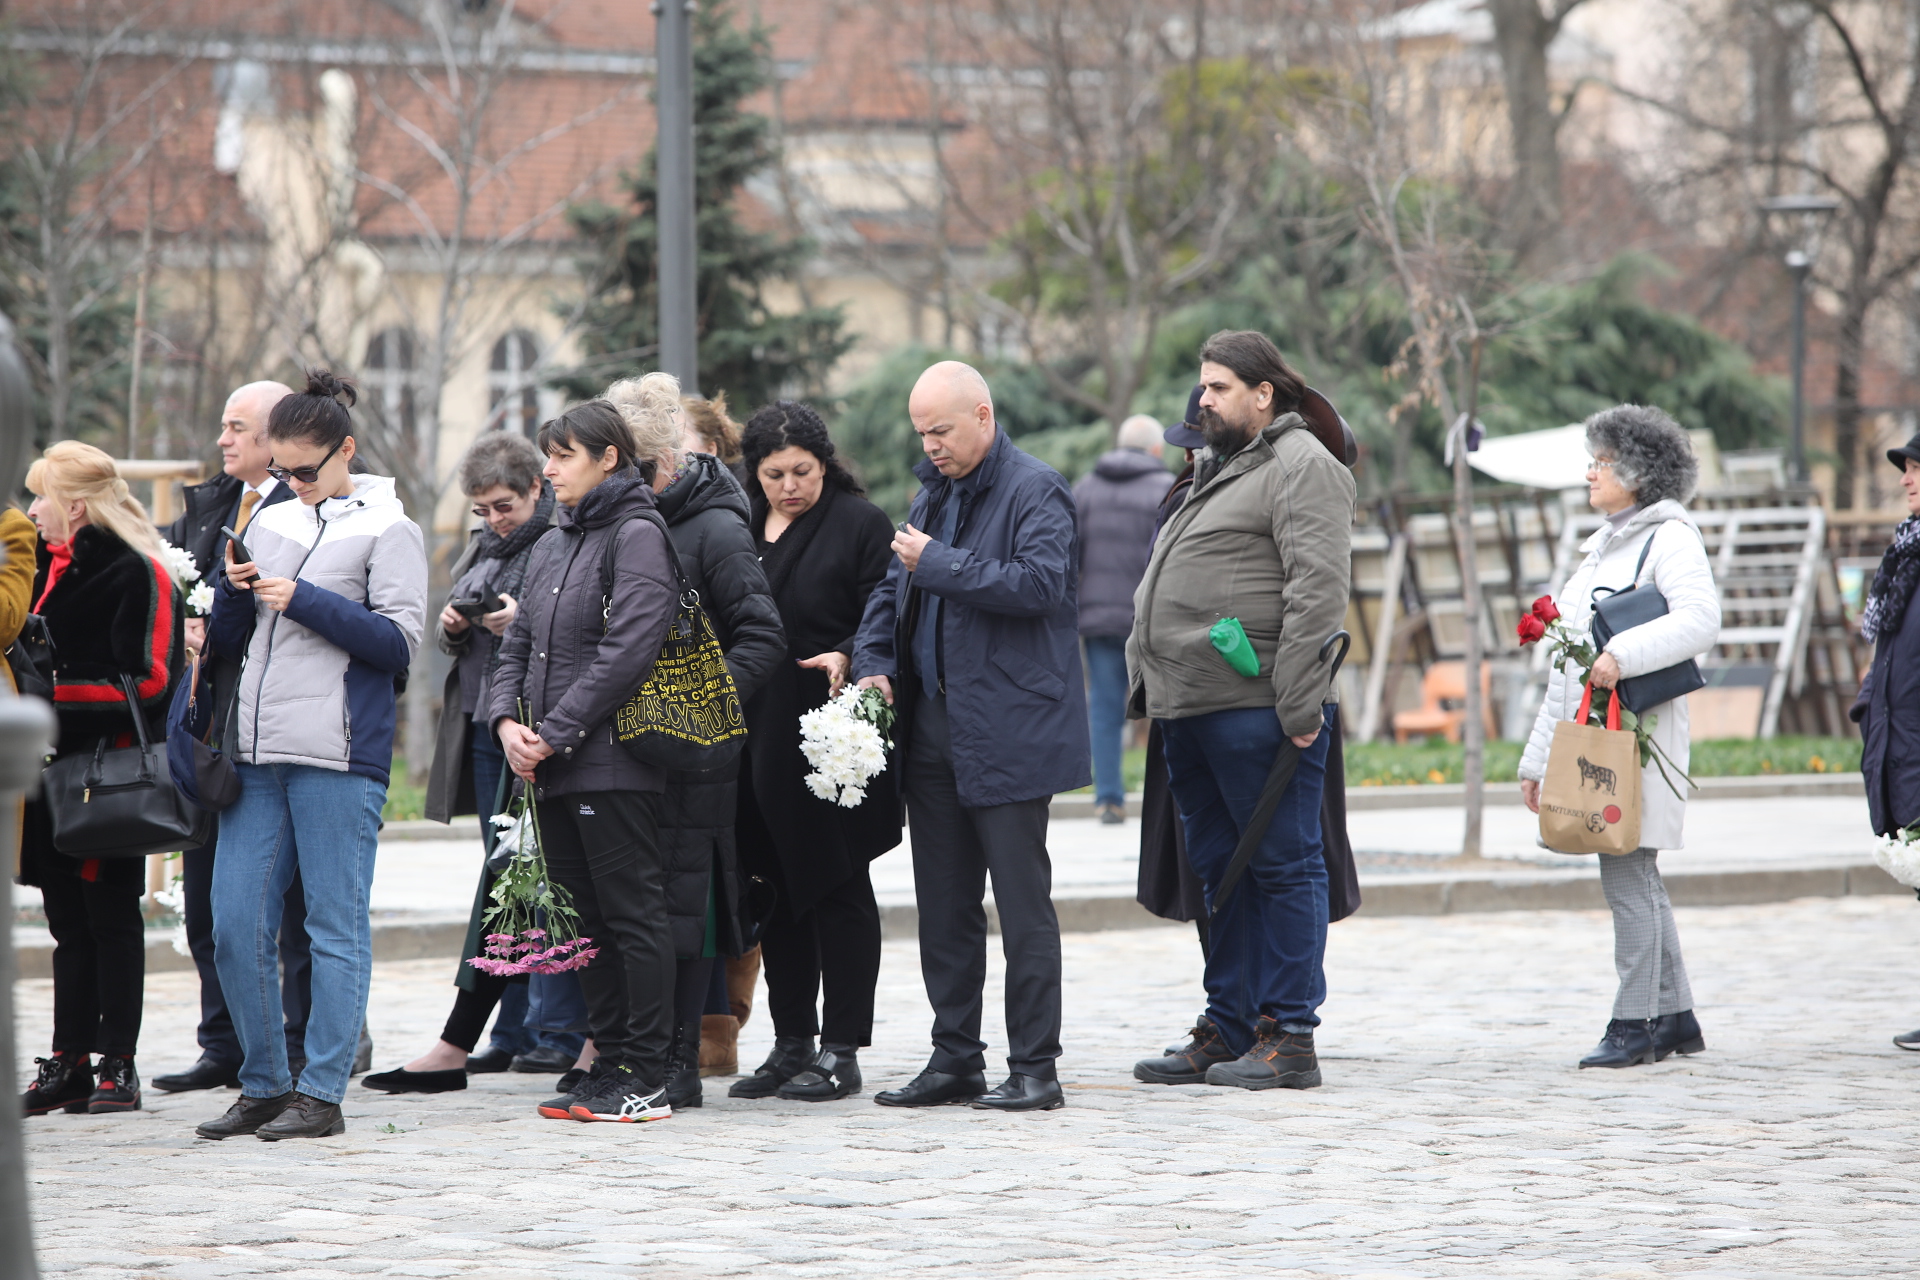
665, 1025, 702, 1110
22, 1053, 93, 1117
778, 1045, 862, 1101
728, 1035, 814, 1099
1651, 1010, 1705, 1060
1579, 1019, 1656, 1068
87, 1055, 141, 1114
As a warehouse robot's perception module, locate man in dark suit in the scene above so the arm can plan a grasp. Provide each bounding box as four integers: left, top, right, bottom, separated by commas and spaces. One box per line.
853, 361, 1090, 1113
151, 381, 319, 1093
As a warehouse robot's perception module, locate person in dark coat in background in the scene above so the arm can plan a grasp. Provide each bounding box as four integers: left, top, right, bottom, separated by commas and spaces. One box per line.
1854, 433, 1920, 1050
616, 373, 785, 1110
853, 360, 1090, 1113
731, 402, 901, 1103
1075, 415, 1173, 824
150, 381, 314, 1097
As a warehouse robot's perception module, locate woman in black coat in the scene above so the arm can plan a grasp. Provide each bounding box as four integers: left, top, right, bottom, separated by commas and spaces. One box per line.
1854, 434, 1920, 1049
730, 401, 901, 1103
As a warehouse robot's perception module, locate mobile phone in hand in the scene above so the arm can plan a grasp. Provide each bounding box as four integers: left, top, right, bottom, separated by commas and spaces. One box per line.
220, 526, 258, 582
451, 593, 506, 622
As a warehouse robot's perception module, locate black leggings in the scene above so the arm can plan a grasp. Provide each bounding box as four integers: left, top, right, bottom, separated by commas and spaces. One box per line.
38, 850, 147, 1058
440, 972, 513, 1054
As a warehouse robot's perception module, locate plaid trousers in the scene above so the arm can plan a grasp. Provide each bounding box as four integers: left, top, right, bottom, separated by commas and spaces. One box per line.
1598, 848, 1694, 1020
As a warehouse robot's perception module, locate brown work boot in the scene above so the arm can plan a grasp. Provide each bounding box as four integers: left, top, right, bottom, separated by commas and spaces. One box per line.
1204, 1017, 1322, 1090
697, 1014, 739, 1078
725, 947, 761, 1028
1132, 1016, 1236, 1085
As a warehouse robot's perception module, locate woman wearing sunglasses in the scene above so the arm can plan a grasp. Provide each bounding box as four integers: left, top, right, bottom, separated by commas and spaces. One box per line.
195, 370, 428, 1142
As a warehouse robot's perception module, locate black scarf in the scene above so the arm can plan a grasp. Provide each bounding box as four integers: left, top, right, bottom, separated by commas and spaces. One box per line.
754, 483, 838, 602
571, 467, 646, 530
1863, 514, 1920, 643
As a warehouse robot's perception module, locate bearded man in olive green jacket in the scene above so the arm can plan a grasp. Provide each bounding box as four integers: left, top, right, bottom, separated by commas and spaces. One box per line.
1125, 330, 1354, 1092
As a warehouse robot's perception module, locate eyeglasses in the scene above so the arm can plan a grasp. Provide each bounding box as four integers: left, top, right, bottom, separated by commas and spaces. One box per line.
1588, 458, 1617, 471
471, 498, 523, 519
266, 436, 346, 484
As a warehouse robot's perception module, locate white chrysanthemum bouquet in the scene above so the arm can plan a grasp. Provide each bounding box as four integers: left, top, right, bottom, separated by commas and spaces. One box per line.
799, 685, 895, 808
159, 540, 214, 617
1873, 821, 1920, 891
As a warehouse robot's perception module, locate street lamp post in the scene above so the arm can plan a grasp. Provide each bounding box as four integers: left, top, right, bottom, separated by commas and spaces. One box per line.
1758, 194, 1841, 487
654, 0, 699, 395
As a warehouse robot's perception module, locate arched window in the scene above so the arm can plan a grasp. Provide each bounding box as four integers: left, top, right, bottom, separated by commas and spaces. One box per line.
363, 327, 418, 436
489, 330, 542, 436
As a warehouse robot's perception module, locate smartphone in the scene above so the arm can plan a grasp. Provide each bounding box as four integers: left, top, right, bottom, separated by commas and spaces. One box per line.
451, 593, 506, 621
220, 526, 257, 582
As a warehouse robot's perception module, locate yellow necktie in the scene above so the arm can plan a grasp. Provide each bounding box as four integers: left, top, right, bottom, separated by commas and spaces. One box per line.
235, 490, 260, 534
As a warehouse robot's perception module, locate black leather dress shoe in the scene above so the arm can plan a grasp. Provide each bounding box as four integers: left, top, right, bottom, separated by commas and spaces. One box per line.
729, 1035, 816, 1099
1651, 1010, 1705, 1061
874, 1068, 988, 1108
1579, 1019, 1656, 1068
972, 1074, 1064, 1111
779, 1045, 862, 1101
510, 1045, 576, 1074
360, 1067, 467, 1094
152, 1056, 242, 1094
257, 1092, 346, 1140
1897, 1028, 1920, 1051
465, 1047, 515, 1074
195, 1092, 294, 1140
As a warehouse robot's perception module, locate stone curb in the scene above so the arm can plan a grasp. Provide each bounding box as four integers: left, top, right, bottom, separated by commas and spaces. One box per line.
14, 858, 1905, 980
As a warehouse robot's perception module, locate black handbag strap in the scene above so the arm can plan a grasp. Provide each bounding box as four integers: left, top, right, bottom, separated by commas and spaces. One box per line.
114, 672, 154, 754
1209, 739, 1302, 922
1591, 527, 1663, 605
598, 508, 696, 630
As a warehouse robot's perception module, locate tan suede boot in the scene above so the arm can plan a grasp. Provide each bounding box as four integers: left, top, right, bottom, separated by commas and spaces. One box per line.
698, 1015, 739, 1077
726, 946, 761, 1028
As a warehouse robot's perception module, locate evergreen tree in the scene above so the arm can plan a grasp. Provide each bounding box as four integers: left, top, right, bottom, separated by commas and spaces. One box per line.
562, 1, 849, 407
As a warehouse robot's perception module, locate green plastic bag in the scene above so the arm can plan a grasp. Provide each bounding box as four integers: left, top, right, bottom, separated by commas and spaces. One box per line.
1209, 617, 1260, 678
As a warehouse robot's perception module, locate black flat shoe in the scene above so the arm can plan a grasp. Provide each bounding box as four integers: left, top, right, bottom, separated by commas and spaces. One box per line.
195, 1091, 294, 1140
1580, 1019, 1656, 1068
465, 1048, 515, 1074
21, 1054, 93, 1117
778, 1045, 862, 1101
553, 1067, 589, 1095
874, 1067, 987, 1108
972, 1073, 1064, 1112
360, 1067, 468, 1094
153, 1055, 242, 1093
1895, 1028, 1920, 1051
510, 1046, 576, 1074
256, 1092, 345, 1140
1651, 1011, 1705, 1061
728, 1035, 815, 1099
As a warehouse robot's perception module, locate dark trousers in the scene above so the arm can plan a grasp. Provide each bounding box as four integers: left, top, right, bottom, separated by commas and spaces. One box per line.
759, 861, 881, 1046
1160, 705, 1333, 1055
905, 692, 1062, 1080
183, 837, 312, 1067
538, 789, 673, 1087
39, 853, 146, 1057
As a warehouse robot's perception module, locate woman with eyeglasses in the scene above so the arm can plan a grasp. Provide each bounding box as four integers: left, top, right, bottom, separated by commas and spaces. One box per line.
361, 431, 582, 1095
1517, 405, 1719, 1071
194, 370, 428, 1141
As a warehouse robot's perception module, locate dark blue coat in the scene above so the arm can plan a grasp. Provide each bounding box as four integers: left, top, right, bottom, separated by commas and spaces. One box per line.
853, 429, 1091, 807
1854, 590, 1920, 836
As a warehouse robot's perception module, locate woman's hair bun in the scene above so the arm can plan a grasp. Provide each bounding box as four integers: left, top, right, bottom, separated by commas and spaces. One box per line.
304, 368, 358, 409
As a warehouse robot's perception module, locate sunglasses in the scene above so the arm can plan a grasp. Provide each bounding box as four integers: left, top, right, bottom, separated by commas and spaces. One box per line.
471, 497, 524, 519
267, 436, 346, 485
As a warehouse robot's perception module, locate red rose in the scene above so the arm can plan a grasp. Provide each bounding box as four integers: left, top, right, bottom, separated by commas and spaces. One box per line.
1531, 595, 1561, 624
1516, 613, 1547, 645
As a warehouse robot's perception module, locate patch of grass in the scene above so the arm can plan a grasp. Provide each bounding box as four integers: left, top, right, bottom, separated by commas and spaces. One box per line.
1346, 740, 1525, 787
1689, 736, 1860, 777
1346, 735, 1860, 785
383, 777, 427, 822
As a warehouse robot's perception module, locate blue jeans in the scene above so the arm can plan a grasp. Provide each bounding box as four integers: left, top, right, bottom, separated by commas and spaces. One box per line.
211, 763, 385, 1104
1083, 635, 1130, 807
1159, 705, 1332, 1055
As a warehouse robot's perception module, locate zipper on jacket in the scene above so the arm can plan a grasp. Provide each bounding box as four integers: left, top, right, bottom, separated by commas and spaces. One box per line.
246, 507, 334, 762
343, 669, 352, 744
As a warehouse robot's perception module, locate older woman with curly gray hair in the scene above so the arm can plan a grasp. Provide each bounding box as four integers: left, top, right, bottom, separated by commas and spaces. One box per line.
1518, 405, 1722, 1070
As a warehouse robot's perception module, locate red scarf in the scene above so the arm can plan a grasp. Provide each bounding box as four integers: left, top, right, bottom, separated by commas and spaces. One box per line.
34, 538, 72, 612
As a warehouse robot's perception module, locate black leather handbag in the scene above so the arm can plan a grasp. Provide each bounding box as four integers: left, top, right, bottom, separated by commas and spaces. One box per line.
44, 673, 213, 859
1589, 528, 1709, 715
5, 613, 54, 701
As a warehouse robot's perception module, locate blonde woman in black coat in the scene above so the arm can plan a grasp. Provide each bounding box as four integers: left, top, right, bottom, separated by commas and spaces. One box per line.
731, 401, 901, 1102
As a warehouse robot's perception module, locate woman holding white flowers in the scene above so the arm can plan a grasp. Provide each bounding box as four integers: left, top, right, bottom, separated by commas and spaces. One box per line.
1518, 405, 1720, 1071
18, 441, 184, 1119
733, 401, 901, 1103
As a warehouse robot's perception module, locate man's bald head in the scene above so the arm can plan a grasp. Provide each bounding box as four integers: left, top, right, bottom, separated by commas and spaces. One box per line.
219, 380, 294, 484
908, 360, 997, 480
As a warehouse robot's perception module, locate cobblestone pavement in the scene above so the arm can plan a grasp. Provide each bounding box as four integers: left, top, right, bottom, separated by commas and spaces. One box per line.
16, 894, 1920, 1277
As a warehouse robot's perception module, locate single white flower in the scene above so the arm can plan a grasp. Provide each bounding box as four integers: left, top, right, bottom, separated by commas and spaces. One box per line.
159, 541, 201, 586
186, 582, 215, 617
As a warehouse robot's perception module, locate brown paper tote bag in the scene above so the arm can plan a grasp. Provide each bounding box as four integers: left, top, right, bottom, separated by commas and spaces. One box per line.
1539, 683, 1641, 856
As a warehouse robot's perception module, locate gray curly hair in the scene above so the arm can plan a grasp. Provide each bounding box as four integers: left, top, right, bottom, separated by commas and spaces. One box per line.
1584, 404, 1698, 507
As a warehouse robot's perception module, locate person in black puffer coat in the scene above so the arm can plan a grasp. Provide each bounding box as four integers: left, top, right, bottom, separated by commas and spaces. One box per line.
612, 375, 784, 1107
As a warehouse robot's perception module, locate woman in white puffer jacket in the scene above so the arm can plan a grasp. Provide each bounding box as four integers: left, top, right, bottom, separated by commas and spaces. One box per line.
1518, 405, 1721, 1071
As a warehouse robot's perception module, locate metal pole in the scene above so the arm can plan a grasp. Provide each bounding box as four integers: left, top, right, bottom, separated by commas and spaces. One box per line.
1788, 249, 1810, 486
654, 0, 699, 394
0, 697, 56, 1280
1454, 336, 1486, 860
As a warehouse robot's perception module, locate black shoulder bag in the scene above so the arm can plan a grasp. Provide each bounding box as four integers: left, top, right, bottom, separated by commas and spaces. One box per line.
44, 673, 214, 858
1588, 526, 1709, 715
5, 613, 54, 701
597, 509, 748, 771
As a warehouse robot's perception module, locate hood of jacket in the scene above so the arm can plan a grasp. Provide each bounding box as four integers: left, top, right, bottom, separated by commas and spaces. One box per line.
1092, 448, 1168, 482
655, 451, 749, 529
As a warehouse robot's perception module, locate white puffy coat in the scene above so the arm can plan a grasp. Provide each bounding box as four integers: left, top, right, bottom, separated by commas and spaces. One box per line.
1518, 499, 1721, 850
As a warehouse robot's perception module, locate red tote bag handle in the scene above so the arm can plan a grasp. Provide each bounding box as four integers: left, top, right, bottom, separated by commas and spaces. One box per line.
1576, 681, 1621, 730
